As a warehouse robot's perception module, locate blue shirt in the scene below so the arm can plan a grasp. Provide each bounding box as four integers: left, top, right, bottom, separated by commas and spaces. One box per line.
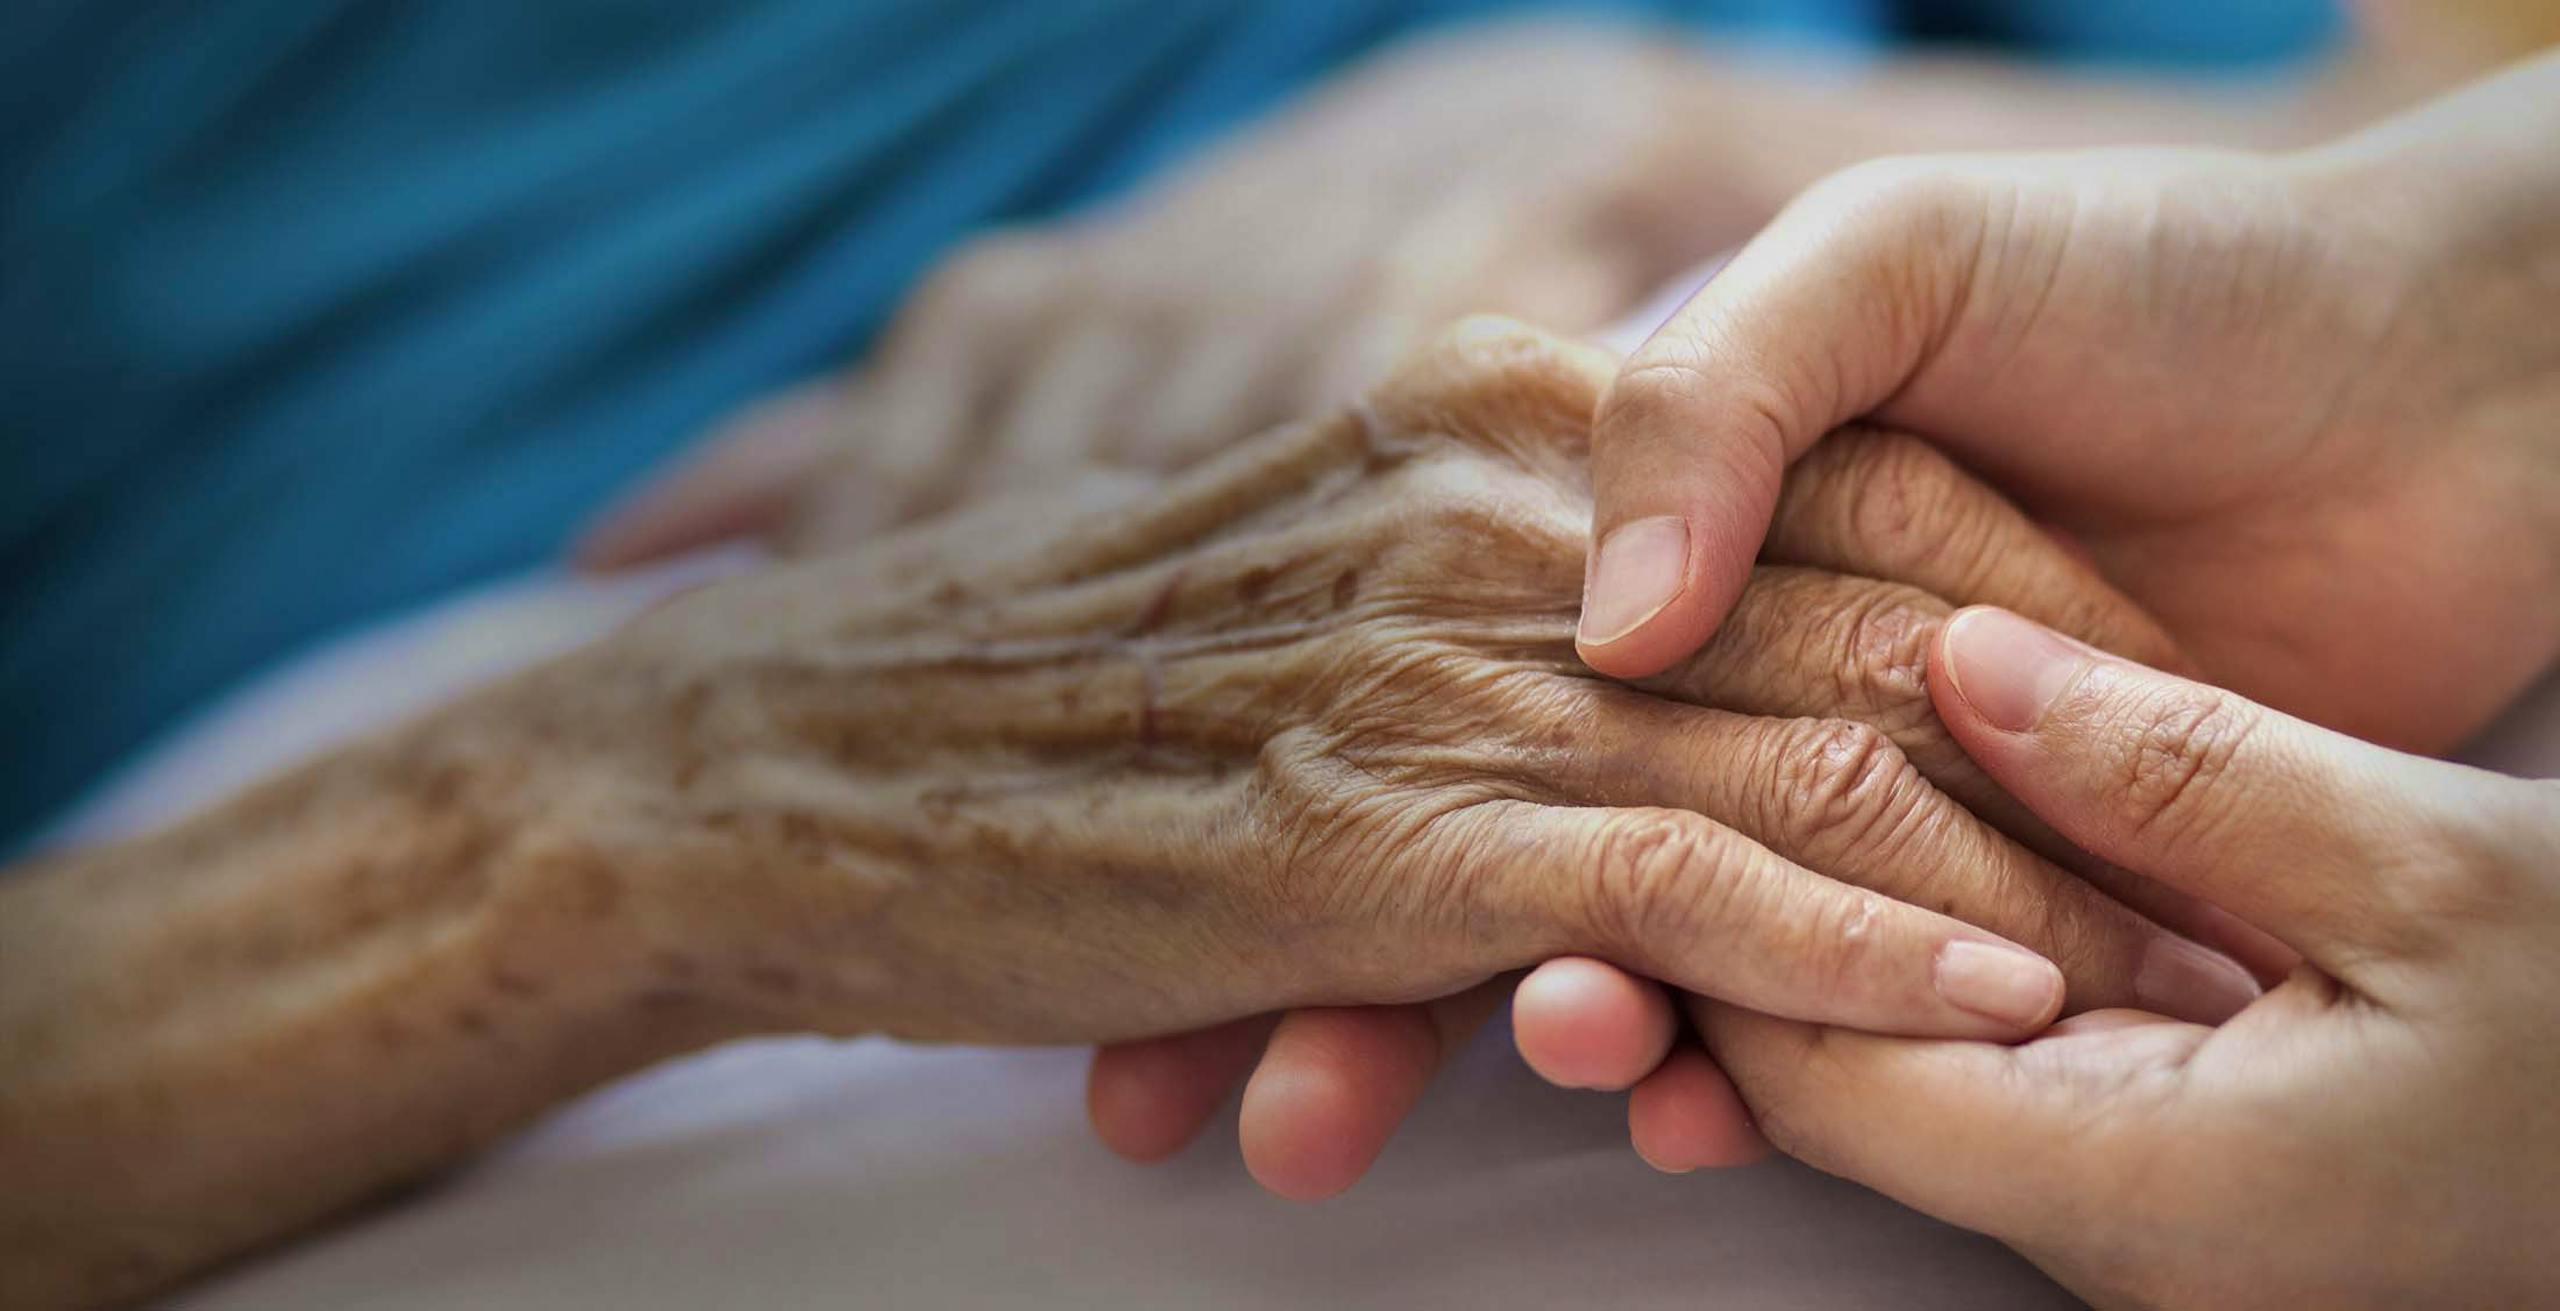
0, 0, 2339, 848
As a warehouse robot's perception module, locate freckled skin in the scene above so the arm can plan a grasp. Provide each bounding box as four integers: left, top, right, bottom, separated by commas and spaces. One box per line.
0, 320, 2211, 1308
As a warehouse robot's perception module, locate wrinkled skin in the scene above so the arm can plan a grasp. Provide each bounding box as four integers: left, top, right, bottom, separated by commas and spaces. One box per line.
0, 321, 2275, 1308
6, 320, 2267, 1308
581, 321, 2252, 1053
1531, 53, 2560, 1188
1077, 360, 2290, 1192
1580, 69, 2560, 752
598, 311, 2280, 1193
1698, 609, 2560, 1309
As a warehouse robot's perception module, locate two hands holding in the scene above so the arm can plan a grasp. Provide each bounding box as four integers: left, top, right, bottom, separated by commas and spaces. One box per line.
9, 42, 2556, 1311
593, 50, 2560, 1308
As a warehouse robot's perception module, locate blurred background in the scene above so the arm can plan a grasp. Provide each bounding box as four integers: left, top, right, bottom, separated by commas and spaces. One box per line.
6, 0, 2555, 854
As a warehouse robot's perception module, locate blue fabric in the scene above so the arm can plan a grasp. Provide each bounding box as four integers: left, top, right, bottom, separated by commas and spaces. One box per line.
0, 0, 2338, 849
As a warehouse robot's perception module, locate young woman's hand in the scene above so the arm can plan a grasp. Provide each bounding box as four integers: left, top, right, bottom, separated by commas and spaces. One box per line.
1578, 52, 2560, 752
1695, 608, 2560, 1309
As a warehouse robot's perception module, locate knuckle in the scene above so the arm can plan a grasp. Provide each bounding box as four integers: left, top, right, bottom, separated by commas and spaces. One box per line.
1824, 584, 1944, 723
1384, 457, 1583, 601
1843, 435, 1996, 578
1836, 430, 1969, 572
1584, 814, 1740, 960
2020, 871, 2132, 991
1768, 719, 1928, 869
1245, 733, 1419, 917
1795, 156, 1993, 350
1786, 884, 1889, 1009
2115, 689, 2257, 851
1603, 351, 1713, 418
1367, 317, 1612, 459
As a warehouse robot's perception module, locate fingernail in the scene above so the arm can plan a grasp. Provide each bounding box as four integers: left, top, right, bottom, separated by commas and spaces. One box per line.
1941, 607, 2089, 733
2135, 937, 2261, 1024
1934, 940, 2064, 1029
1634, 1144, 1696, 1176
1579, 516, 1690, 647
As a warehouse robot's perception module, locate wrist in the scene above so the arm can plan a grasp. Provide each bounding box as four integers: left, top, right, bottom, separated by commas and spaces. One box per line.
518, 618, 911, 1041
0, 679, 741, 1307
2282, 58, 2560, 686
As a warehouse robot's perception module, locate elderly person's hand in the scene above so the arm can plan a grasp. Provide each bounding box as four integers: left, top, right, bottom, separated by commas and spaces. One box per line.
1079, 386, 2283, 1193
0, 323, 2255, 1307
1576, 50, 2560, 753
1695, 609, 2560, 1308
1482, 49, 2560, 1180
586, 322, 2246, 1049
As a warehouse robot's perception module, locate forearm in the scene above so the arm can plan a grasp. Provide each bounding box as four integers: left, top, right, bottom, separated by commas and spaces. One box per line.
0, 663, 742, 1309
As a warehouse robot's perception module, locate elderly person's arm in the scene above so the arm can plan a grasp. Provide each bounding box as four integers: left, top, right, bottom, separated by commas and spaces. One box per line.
0, 676, 747, 1300
0, 323, 2250, 1309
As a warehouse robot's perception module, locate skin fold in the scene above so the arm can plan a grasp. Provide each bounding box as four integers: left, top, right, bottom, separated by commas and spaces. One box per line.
0, 322, 2255, 1309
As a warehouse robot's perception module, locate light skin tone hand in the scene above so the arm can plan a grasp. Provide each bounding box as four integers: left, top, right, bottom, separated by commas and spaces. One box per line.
1095, 54, 2560, 1197
569, 16, 2549, 1217
1576, 50, 2560, 753
1081, 418, 2282, 1194
4, 323, 2240, 1308
1699, 607, 2560, 1308
1541, 49, 2560, 1174
573, 56, 2489, 1192
1432, 59, 2560, 1176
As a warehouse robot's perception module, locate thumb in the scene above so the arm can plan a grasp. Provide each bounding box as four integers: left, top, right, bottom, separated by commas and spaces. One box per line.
1928, 606, 2472, 975
1578, 162, 1999, 677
